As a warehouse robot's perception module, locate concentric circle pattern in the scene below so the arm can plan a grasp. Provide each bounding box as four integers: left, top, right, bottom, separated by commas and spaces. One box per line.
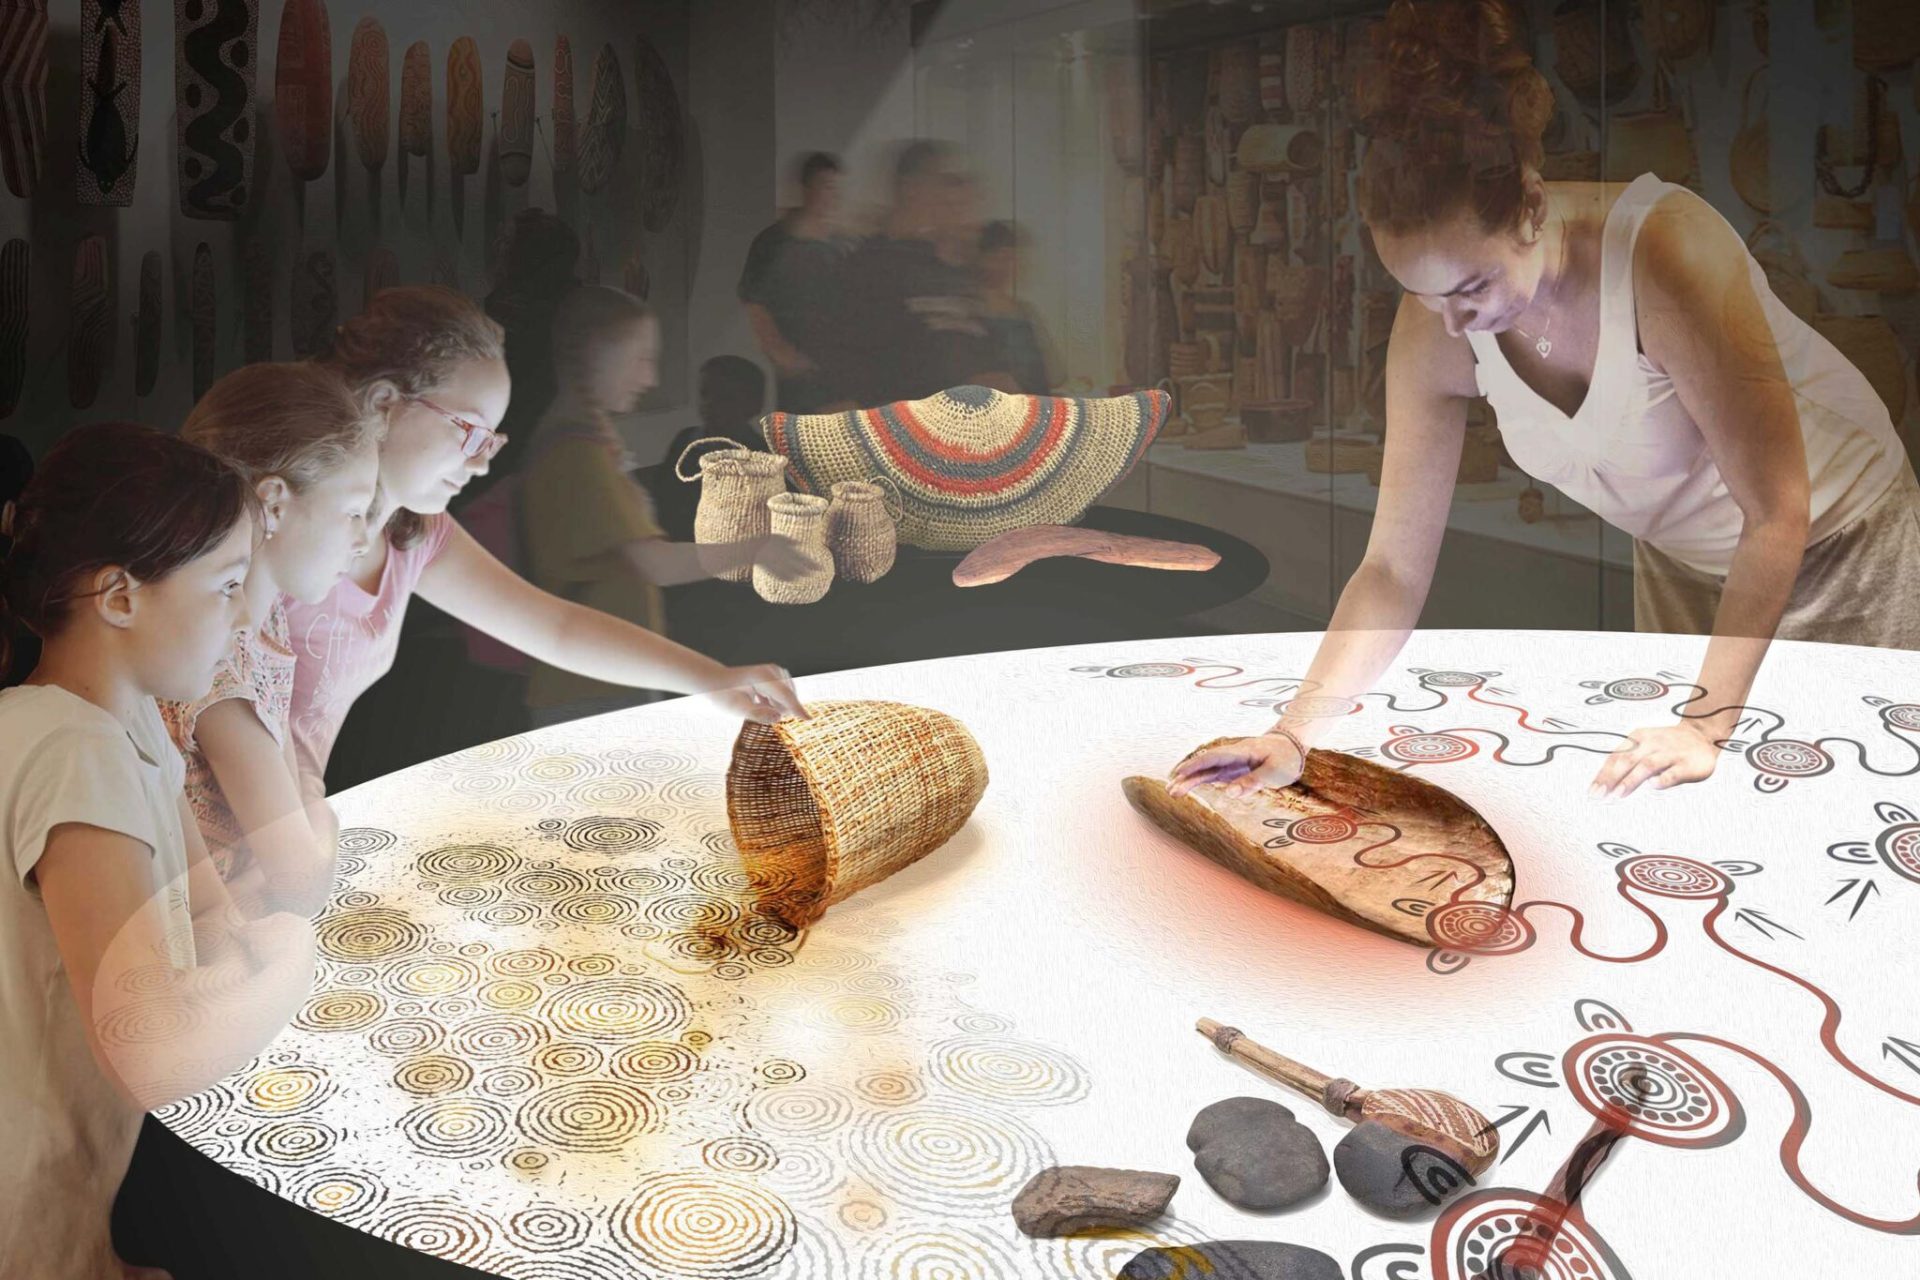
1381, 732, 1477, 764
1563, 1035, 1743, 1148
1618, 855, 1733, 900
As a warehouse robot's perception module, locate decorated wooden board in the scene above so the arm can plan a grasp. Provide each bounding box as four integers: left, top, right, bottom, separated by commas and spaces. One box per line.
550, 34, 575, 178
445, 35, 482, 178
274, 0, 331, 182
175, 0, 258, 220
289, 248, 334, 358
362, 244, 397, 306
242, 234, 272, 363
67, 236, 113, 410
398, 38, 429, 156
577, 42, 624, 196
632, 34, 682, 231
0, 239, 27, 418
0, 0, 49, 199
190, 242, 215, 398
79, 0, 141, 205
134, 248, 162, 396
346, 15, 388, 174
499, 37, 534, 187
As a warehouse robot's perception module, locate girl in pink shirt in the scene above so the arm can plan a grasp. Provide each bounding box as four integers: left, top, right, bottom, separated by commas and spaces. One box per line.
289, 286, 804, 798
164, 363, 382, 917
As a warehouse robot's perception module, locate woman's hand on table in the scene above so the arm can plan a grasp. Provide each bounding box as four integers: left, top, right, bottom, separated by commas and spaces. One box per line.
709, 663, 809, 723
1589, 721, 1722, 799
1168, 730, 1306, 799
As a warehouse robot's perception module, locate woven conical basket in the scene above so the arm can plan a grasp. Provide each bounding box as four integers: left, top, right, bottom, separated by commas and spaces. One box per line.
726, 701, 989, 927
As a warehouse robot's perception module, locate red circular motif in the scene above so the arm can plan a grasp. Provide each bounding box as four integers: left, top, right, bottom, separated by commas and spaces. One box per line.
1382, 732, 1478, 765
1424, 901, 1534, 955
1563, 1034, 1743, 1148
1433, 1189, 1630, 1280
1618, 855, 1732, 900
1288, 815, 1358, 844
1878, 825, 1920, 884
1747, 739, 1833, 779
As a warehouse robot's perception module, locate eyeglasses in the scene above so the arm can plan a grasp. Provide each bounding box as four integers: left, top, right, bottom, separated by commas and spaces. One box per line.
411, 396, 507, 461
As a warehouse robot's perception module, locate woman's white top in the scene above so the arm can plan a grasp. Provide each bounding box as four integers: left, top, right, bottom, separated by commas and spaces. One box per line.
1467, 173, 1905, 576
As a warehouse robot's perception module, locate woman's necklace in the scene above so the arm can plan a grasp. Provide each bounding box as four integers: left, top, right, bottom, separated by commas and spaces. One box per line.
1511, 214, 1570, 359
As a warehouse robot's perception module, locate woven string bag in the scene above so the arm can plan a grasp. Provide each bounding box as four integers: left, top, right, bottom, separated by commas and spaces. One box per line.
827, 479, 899, 585
753, 492, 833, 605
759, 385, 1170, 552
726, 700, 989, 927
676, 438, 789, 582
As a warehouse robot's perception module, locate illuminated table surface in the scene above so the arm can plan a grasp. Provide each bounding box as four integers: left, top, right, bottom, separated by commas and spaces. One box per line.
158, 631, 1920, 1278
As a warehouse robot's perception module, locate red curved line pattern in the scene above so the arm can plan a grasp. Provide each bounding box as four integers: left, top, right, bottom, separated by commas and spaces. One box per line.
1513, 888, 1670, 964
1347, 822, 1493, 895
1661, 1032, 1920, 1235
1467, 684, 1563, 734
1701, 899, 1920, 1109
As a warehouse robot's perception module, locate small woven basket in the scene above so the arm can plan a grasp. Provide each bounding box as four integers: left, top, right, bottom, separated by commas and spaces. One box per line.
727, 700, 989, 927
754, 492, 834, 605
677, 438, 790, 582
827, 480, 898, 585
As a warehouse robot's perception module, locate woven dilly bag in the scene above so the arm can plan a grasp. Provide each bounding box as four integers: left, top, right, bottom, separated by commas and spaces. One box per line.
727, 700, 989, 927
827, 480, 898, 585
677, 438, 789, 582
760, 385, 1170, 552
753, 492, 834, 605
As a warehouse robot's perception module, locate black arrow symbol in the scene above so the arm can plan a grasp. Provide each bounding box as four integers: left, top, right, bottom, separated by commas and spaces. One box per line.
1415, 868, 1459, 891
1480, 1104, 1553, 1163
1884, 1038, 1920, 1078
1735, 908, 1804, 941
1824, 878, 1880, 921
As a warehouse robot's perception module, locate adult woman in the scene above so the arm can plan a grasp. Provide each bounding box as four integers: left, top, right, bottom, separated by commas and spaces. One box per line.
1174, 0, 1919, 803
291, 286, 802, 798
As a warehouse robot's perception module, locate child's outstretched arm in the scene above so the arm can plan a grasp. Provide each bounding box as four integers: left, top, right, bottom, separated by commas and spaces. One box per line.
38, 824, 317, 1112
195, 698, 339, 917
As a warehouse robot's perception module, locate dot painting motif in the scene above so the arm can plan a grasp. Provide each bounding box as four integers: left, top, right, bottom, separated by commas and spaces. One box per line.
158, 632, 1920, 1276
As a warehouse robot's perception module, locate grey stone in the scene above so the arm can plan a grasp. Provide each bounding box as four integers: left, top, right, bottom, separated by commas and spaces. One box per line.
1333, 1119, 1474, 1217
1187, 1096, 1328, 1210
1119, 1239, 1344, 1280
1010, 1165, 1179, 1237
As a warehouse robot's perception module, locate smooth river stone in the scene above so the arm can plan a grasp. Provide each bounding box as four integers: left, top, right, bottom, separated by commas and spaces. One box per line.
1120, 1240, 1343, 1280
1334, 1118, 1474, 1217
1011, 1165, 1179, 1237
1187, 1096, 1328, 1211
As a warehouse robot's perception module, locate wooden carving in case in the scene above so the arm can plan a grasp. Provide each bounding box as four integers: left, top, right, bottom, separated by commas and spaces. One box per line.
1124, 743, 1516, 948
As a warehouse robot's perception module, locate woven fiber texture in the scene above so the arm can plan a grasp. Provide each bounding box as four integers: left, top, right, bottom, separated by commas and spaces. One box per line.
678, 440, 789, 582
827, 480, 897, 585
753, 492, 833, 605
726, 700, 988, 927
759, 384, 1169, 552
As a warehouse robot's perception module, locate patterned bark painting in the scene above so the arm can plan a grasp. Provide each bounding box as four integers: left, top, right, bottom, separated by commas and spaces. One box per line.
274, 0, 331, 183
175, 0, 258, 220
79, 0, 141, 206
67, 236, 113, 410
0, 239, 27, 418
445, 35, 482, 178
242, 233, 271, 363
346, 15, 387, 175
362, 245, 396, 308
577, 42, 624, 197
499, 37, 534, 188
632, 34, 683, 232
398, 38, 429, 157
190, 242, 215, 398
0, 0, 49, 200
550, 34, 575, 178
134, 248, 162, 396
289, 248, 334, 359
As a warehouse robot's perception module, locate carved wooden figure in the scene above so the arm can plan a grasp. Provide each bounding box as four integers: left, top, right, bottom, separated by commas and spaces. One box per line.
550, 35, 575, 177
445, 35, 482, 178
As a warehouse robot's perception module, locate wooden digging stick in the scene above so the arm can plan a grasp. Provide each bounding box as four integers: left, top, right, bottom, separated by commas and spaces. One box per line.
952, 525, 1221, 588
1197, 1017, 1500, 1176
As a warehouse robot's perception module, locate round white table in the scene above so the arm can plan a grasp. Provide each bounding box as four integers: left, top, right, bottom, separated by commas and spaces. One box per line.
158, 630, 1920, 1278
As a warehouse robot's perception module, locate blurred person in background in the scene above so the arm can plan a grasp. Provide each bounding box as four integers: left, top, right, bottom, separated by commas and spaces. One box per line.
740, 152, 852, 413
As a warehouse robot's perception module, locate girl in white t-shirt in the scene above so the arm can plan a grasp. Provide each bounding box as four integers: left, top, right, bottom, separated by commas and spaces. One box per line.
0, 424, 318, 1280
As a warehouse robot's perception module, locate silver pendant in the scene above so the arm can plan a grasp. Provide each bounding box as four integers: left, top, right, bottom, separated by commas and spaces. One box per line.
1536, 336, 1552, 357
